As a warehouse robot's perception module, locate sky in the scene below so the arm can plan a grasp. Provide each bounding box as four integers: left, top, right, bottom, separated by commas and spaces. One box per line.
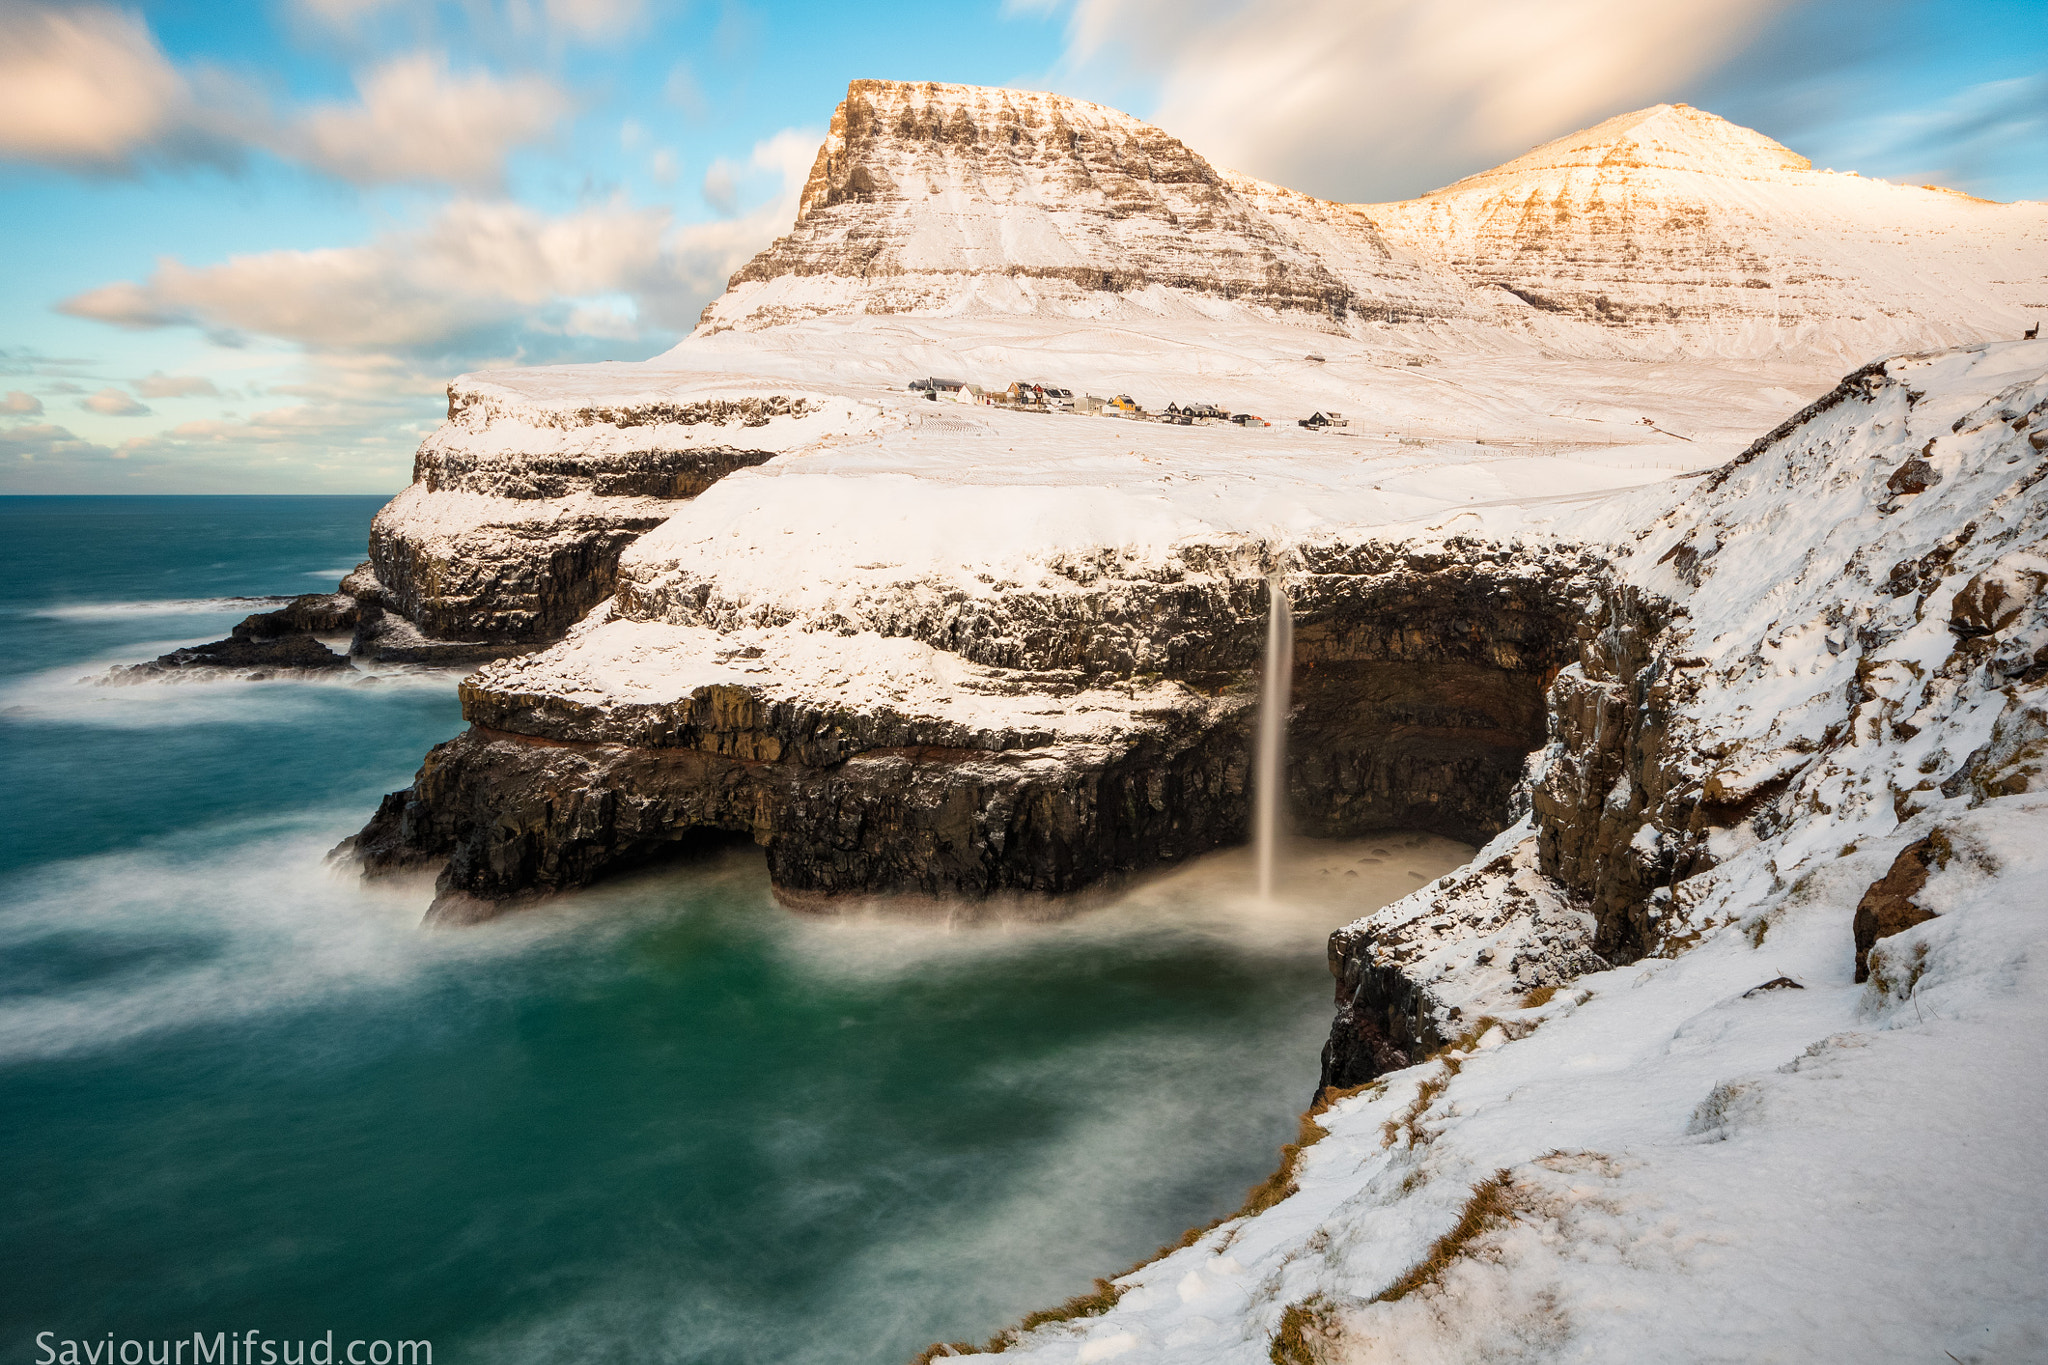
1, 0, 2043, 494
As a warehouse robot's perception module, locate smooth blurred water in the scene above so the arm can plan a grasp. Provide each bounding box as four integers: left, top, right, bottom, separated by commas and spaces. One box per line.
0, 496, 1471, 1364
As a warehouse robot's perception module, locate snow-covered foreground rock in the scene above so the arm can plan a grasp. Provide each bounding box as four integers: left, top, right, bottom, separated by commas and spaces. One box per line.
919, 341, 2048, 1363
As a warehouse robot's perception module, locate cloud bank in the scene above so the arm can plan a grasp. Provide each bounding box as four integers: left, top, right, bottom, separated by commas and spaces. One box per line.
1043, 0, 1783, 201
58, 128, 814, 359
0, 3, 570, 186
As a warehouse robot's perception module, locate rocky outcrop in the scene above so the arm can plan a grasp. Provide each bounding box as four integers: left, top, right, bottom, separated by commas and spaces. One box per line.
343, 539, 1596, 920
350, 386, 838, 660
1851, 830, 1947, 982
109, 592, 360, 678
1318, 342, 2048, 1093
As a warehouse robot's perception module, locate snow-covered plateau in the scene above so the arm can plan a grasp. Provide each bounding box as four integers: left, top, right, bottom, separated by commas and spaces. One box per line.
311, 80, 2048, 1361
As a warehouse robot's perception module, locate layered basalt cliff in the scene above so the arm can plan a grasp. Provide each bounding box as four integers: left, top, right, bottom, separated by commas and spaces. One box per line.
701, 80, 1466, 329
346, 383, 852, 661
343, 534, 1604, 920
705, 83, 2045, 353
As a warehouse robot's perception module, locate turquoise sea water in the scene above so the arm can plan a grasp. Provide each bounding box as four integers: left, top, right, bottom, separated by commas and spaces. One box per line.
0, 496, 1468, 1364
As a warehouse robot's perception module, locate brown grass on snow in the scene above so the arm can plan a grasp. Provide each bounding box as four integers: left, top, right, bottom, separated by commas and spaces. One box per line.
1269, 1293, 1341, 1365
1373, 1170, 1519, 1302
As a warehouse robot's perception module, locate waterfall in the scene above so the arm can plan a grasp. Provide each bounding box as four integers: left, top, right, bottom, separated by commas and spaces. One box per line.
1254, 575, 1293, 899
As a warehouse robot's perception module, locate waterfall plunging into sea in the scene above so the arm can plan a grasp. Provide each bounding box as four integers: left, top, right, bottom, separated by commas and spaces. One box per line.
1254, 575, 1293, 900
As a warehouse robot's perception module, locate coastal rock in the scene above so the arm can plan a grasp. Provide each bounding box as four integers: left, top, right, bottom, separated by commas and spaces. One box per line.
1852, 831, 1947, 982
345, 539, 1594, 920
115, 632, 353, 678
351, 383, 856, 658
108, 592, 360, 679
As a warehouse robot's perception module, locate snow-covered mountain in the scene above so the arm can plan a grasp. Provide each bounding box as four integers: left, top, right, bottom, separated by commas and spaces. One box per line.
705, 83, 2046, 361
1367, 102, 2048, 357
700, 80, 1463, 331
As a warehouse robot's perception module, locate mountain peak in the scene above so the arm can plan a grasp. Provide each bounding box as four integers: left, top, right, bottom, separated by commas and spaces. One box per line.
1432, 103, 1812, 193
705, 78, 1467, 330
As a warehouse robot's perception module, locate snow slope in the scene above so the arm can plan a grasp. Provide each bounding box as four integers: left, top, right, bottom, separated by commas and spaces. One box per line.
947, 342, 2048, 1364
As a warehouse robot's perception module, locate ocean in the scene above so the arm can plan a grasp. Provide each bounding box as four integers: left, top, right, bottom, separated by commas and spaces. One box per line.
0, 496, 1468, 1364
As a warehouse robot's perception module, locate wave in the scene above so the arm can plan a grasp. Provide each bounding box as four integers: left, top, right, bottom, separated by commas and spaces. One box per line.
25, 596, 295, 621
0, 819, 615, 1064
0, 648, 466, 729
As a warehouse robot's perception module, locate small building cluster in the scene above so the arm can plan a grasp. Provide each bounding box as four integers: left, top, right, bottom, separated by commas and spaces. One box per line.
903, 378, 1329, 429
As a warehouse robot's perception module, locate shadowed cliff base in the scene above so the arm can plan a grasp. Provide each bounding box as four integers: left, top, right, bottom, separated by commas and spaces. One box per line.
337, 541, 1625, 929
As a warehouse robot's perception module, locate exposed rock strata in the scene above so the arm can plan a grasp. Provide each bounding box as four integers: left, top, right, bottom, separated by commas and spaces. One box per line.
110, 592, 361, 678
1320, 342, 2048, 1094
344, 542, 1596, 919
352, 387, 833, 658
1363, 103, 2048, 354
703, 80, 1463, 329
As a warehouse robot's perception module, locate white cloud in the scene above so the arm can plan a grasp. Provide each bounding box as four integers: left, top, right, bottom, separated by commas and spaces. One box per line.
81, 386, 151, 416
3, 391, 45, 416
0, 4, 212, 171
59, 128, 819, 354
664, 61, 708, 118
133, 373, 222, 398
1045, 0, 1783, 200
2, 422, 117, 466
538, 0, 649, 42
285, 53, 572, 189
1806, 73, 2048, 202
701, 160, 740, 215
0, 6, 567, 187
293, 0, 404, 27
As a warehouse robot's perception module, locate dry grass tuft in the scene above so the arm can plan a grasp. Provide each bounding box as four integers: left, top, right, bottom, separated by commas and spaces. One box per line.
1381, 1071, 1449, 1148
909, 1344, 979, 1364
1373, 1170, 1520, 1302
1268, 1293, 1341, 1365
1377, 1020, 1505, 1149
1519, 984, 1558, 1008
1014, 1278, 1123, 1334
1238, 1082, 1373, 1218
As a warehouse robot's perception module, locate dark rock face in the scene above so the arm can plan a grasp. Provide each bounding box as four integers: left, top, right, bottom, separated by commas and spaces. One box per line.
1852, 831, 1947, 982
343, 541, 1603, 921
342, 708, 1256, 922
118, 632, 352, 678
364, 512, 663, 649
1528, 582, 1699, 964
233, 593, 359, 640
112, 593, 359, 677
1289, 543, 1587, 846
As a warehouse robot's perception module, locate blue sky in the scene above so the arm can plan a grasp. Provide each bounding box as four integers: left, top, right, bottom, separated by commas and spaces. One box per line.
2, 0, 2042, 493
